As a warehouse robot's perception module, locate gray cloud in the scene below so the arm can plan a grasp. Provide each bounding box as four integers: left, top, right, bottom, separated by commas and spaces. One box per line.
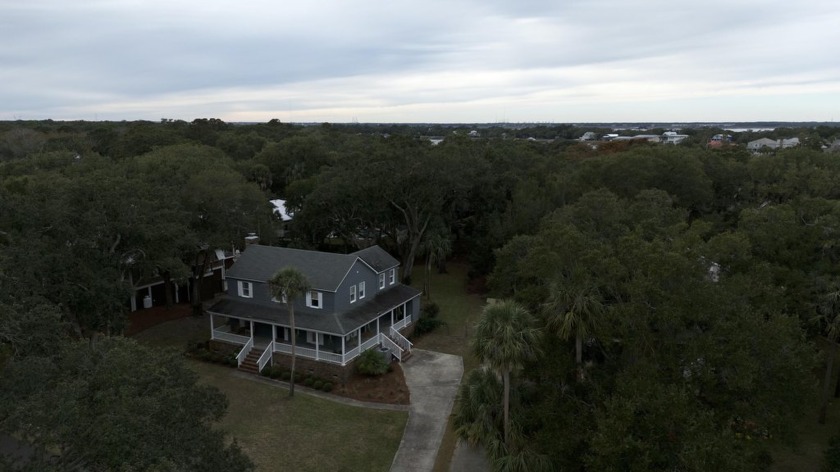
1, 0, 838, 121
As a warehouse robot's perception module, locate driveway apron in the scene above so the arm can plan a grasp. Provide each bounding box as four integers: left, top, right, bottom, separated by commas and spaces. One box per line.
390, 349, 464, 472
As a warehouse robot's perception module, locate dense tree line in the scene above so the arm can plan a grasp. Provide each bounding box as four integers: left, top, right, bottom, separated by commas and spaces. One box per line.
2, 118, 840, 469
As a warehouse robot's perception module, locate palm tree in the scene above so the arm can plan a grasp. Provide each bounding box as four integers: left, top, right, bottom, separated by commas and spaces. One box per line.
268, 267, 311, 398
817, 287, 840, 424
543, 280, 603, 376
473, 300, 541, 450
421, 232, 452, 297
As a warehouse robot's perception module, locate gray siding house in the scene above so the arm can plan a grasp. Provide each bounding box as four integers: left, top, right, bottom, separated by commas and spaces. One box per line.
207, 244, 421, 374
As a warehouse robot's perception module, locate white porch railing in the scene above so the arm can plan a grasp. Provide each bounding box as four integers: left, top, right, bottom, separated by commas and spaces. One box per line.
392, 314, 413, 331
236, 337, 254, 367
257, 343, 273, 373
272, 342, 344, 365
381, 334, 403, 362
212, 329, 251, 346
389, 326, 413, 352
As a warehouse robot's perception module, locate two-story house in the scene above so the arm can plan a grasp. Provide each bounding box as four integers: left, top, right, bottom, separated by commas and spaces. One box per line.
206, 244, 421, 379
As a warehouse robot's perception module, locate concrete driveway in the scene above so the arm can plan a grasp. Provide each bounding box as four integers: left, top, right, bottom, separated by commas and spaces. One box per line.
390, 349, 464, 472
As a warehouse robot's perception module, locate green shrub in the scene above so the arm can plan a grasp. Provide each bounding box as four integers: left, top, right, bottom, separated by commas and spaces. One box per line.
322, 382, 333, 392
294, 372, 305, 383
313, 380, 324, 390
260, 366, 272, 377
356, 349, 389, 376
414, 316, 446, 336
304, 377, 315, 387
422, 302, 440, 318
270, 367, 283, 379
227, 357, 238, 367
281, 371, 291, 381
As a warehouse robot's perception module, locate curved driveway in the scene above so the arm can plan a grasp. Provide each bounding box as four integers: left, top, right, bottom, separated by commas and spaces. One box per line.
390, 349, 464, 472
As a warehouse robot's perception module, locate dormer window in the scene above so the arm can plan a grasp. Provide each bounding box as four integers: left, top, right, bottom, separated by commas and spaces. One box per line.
389, 268, 395, 285
306, 290, 322, 309
238, 281, 253, 298
378, 273, 385, 289
350, 285, 357, 303
359, 281, 365, 299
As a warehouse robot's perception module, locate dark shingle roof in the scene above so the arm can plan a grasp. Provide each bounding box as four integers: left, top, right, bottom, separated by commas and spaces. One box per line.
206, 284, 421, 335
352, 246, 399, 272
227, 245, 354, 291
226, 245, 399, 292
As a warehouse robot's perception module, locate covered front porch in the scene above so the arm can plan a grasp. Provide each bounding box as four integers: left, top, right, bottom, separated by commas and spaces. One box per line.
209, 302, 414, 373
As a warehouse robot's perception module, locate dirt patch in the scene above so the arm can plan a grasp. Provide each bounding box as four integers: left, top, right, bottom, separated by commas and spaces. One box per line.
125, 303, 193, 336
333, 363, 410, 405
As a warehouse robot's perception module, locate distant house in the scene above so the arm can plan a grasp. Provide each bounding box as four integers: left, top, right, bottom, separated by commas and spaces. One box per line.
747, 137, 800, 153
827, 139, 840, 153
707, 134, 733, 148
662, 131, 689, 145
579, 131, 597, 141
206, 245, 421, 379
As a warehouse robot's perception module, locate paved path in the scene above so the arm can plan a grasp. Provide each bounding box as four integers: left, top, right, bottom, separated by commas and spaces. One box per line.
449, 440, 491, 472
391, 349, 464, 472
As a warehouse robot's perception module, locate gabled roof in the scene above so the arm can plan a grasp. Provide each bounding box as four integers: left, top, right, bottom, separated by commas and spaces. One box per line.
226, 244, 397, 292
352, 245, 399, 272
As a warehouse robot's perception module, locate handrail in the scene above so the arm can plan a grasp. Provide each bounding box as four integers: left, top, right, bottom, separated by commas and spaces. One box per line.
257, 342, 273, 373
236, 337, 254, 367
381, 334, 403, 362
389, 326, 413, 351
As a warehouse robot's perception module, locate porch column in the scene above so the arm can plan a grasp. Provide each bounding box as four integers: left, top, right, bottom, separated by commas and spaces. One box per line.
390, 309, 394, 326
341, 336, 346, 365
250, 320, 254, 340
376, 317, 380, 335
174, 282, 179, 303
210, 314, 215, 339
315, 334, 320, 361
358, 328, 362, 350
130, 293, 137, 312
272, 325, 277, 349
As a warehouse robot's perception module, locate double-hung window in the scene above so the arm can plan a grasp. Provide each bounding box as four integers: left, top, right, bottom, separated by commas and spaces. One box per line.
306, 290, 322, 309
389, 268, 396, 285
238, 281, 253, 298
359, 281, 365, 299
350, 285, 357, 303
378, 273, 385, 289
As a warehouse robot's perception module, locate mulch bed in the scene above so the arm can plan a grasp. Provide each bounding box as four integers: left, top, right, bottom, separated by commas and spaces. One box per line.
332, 363, 410, 405
125, 303, 193, 336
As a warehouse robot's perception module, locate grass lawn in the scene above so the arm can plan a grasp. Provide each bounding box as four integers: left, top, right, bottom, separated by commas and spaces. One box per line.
133, 317, 407, 472
410, 262, 487, 472
192, 361, 407, 472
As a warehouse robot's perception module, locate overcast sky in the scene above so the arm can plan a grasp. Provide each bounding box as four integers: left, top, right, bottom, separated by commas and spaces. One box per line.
2, 0, 839, 123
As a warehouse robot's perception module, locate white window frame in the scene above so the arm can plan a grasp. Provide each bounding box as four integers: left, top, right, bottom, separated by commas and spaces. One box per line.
378, 273, 385, 289
359, 281, 365, 299
305, 290, 322, 309
389, 268, 395, 285
350, 285, 357, 303
306, 331, 324, 345
237, 281, 253, 298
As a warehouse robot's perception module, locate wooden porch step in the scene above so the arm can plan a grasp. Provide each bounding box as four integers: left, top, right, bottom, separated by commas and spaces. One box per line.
399, 351, 412, 362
